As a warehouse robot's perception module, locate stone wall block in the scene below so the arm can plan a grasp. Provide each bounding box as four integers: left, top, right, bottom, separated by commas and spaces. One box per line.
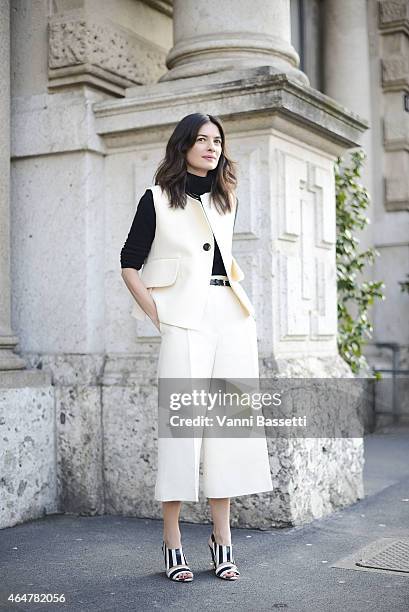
0, 385, 57, 528
56, 384, 104, 514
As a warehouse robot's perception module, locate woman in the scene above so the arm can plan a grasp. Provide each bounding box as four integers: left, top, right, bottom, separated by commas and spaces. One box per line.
120, 113, 273, 583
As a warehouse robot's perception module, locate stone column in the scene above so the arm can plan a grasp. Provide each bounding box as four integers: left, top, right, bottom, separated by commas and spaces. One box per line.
0, 0, 25, 370
322, 0, 373, 182
159, 0, 309, 85
322, 0, 374, 219
322, 0, 379, 376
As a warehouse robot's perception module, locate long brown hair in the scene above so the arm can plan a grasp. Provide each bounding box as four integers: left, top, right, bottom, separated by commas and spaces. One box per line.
154, 113, 237, 214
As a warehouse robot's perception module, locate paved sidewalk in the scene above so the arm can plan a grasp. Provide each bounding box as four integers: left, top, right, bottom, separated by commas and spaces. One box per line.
1, 426, 409, 612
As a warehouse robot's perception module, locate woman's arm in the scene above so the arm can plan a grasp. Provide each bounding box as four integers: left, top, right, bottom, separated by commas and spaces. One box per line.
120, 189, 156, 268
121, 268, 160, 330
120, 190, 159, 330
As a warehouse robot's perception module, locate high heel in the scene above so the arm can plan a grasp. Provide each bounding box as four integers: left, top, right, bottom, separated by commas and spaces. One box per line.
162, 540, 193, 582
208, 532, 240, 580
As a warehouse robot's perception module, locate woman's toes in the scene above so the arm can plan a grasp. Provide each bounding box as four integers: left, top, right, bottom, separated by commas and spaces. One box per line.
226, 571, 238, 578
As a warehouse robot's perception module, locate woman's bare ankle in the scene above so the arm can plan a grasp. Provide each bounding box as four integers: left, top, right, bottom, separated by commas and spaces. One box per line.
163, 529, 182, 549
212, 528, 232, 546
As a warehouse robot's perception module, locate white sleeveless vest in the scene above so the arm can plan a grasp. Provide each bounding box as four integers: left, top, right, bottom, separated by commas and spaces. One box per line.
130, 185, 255, 329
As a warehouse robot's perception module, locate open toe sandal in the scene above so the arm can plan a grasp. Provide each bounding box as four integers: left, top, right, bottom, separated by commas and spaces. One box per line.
208, 532, 240, 580
162, 541, 194, 582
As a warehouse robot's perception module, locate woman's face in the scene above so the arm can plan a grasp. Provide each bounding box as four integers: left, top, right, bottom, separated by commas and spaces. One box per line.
185, 122, 222, 177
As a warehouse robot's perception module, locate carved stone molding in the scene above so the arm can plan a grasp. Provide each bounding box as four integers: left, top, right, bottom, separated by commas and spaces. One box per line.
382, 55, 409, 88
47, 13, 167, 96
276, 151, 337, 344
379, 0, 409, 26
384, 150, 409, 211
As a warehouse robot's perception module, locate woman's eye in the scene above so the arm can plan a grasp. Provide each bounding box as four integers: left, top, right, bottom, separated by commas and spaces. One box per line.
197, 137, 221, 144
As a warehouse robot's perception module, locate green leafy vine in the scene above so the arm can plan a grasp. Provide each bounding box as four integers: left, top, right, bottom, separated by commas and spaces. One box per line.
335, 149, 385, 375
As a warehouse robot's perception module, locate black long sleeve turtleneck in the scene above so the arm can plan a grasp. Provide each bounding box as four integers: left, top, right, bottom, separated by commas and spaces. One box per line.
120, 171, 238, 275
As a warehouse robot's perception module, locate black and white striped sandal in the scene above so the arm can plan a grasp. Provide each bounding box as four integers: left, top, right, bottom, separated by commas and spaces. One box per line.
208, 532, 240, 580
162, 541, 194, 582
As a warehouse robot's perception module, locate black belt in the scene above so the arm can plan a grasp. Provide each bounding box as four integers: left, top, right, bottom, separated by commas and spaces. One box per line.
210, 278, 230, 286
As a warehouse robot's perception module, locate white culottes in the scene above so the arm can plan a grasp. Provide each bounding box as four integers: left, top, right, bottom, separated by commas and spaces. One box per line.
154, 277, 274, 502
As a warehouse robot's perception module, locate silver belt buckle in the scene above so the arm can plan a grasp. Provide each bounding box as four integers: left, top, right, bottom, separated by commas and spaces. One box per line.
210, 276, 228, 286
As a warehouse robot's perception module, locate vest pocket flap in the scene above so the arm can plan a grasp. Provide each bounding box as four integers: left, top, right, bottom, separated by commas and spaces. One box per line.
141, 257, 180, 287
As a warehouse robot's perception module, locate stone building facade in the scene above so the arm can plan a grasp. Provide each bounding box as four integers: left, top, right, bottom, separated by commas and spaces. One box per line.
1, 0, 407, 529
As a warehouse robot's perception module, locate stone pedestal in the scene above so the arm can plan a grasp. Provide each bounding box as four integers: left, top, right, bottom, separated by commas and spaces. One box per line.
93, 65, 369, 526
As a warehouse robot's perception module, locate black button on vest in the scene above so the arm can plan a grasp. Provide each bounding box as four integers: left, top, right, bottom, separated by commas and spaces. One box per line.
203, 243, 211, 251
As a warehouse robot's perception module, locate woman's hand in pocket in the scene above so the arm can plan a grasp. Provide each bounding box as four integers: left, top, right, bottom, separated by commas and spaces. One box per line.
121, 270, 160, 326
147, 288, 161, 331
